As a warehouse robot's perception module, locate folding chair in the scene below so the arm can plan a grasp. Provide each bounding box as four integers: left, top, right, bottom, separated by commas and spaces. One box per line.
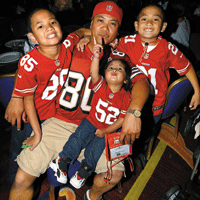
146, 76, 194, 167
0, 73, 15, 108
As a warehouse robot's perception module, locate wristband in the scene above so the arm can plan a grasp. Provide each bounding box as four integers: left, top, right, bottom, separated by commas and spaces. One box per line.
11, 96, 24, 99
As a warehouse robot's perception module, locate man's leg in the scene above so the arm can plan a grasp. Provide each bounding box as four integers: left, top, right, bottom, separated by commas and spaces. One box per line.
9, 167, 36, 200
88, 170, 123, 200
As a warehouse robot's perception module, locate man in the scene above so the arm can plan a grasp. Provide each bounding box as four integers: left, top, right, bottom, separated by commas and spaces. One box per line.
7, 1, 150, 200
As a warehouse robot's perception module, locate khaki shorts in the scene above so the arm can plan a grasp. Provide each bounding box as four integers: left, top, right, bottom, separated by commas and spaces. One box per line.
17, 117, 125, 177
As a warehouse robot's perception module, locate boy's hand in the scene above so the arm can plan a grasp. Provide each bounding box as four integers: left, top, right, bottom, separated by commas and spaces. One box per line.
4, 97, 25, 130
189, 92, 200, 110
77, 36, 91, 52
94, 129, 106, 138
22, 134, 41, 151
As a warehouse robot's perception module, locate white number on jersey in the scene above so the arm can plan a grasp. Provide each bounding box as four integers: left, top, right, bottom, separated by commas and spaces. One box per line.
59, 71, 93, 114
137, 65, 158, 94
124, 35, 137, 43
95, 98, 119, 125
168, 43, 178, 55
20, 54, 38, 72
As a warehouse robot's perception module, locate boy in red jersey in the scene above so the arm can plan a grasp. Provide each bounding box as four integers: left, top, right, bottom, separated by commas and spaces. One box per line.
6, 8, 90, 183
117, 3, 200, 123
49, 37, 132, 188
13, 8, 89, 151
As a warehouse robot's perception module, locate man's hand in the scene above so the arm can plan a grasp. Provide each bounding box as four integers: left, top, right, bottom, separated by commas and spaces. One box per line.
120, 113, 141, 145
4, 97, 25, 130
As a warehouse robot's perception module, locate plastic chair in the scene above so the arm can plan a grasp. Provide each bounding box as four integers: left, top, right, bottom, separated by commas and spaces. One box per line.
0, 73, 15, 108
146, 76, 193, 162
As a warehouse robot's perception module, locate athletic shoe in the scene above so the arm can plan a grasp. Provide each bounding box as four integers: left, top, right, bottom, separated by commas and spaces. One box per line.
84, 190, 104, 200
49, 156, 67, 184
70, 171, 86, 189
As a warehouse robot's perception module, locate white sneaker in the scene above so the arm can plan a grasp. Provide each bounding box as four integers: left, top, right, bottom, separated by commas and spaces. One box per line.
70, 171, 86, 189
49, 156, 67, 184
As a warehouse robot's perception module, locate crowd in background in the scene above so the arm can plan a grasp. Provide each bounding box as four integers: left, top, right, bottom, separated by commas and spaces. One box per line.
0, 0, 200, 65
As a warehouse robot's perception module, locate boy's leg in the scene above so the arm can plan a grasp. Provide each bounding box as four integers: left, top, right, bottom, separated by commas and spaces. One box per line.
59, 118, 96, 161
16, 118, 77, 177
71, 135, 105, 189
10, 118, 77, 199
9, 167, 36, 200
83, 135, 105, 171
51, 118, 96, 184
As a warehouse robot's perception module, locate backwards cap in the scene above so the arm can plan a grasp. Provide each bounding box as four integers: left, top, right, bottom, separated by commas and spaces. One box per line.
92, 1, 123, 25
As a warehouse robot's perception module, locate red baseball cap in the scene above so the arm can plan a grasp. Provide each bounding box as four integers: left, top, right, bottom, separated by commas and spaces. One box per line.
92, 1, 123, 25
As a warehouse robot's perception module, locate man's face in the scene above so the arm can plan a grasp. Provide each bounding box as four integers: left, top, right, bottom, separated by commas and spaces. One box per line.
90, 14, 119, 47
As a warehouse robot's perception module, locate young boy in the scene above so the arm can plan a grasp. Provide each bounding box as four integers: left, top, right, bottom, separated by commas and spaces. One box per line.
49, 37, 132, 189
14, 8, 89, 150
117, 3, 200, 123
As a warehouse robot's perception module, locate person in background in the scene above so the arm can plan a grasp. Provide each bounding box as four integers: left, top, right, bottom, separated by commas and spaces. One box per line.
165, 0, 190, 48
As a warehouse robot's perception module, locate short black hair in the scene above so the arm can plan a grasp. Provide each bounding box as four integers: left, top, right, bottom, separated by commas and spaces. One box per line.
136, 3, 166, 23
104, 58, 132, 91
26, 8, 56, 32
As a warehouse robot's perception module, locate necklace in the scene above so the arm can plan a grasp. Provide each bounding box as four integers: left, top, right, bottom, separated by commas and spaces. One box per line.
138, 38, 161, 63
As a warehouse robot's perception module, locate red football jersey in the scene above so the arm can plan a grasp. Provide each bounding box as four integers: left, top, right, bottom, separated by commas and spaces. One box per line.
87, 76, 131, 129
14, 33, 80, 121
55, 47, 146, 125
117, 34, 191, 115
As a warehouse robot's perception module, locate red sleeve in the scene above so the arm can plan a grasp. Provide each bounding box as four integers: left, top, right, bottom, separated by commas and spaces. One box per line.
89, 76, 104, 91
62, 33, 80, 52
14, 53, 38, 97
131, 65, 148, 85
167, 42, 191, 75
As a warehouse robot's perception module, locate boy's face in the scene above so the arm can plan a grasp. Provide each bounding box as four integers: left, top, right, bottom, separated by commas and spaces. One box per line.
134, 6, 167, 43
90, 14, 119, 47
28, 10, 62, 48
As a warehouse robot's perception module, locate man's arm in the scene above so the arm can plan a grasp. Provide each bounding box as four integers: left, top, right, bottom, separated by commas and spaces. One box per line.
120, 78, 150, 144
4, 69, 25, 130
73, 28, 91, 39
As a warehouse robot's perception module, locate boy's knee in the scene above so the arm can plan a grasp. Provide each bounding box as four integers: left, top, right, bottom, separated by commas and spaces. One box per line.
14, 168, 36, 189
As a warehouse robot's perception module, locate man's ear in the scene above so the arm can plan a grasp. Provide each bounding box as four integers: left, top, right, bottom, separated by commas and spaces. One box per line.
28, 32, 38, 44
90, 20, 93, 29
161, 22, 167, 33
134, 21, 138, 31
